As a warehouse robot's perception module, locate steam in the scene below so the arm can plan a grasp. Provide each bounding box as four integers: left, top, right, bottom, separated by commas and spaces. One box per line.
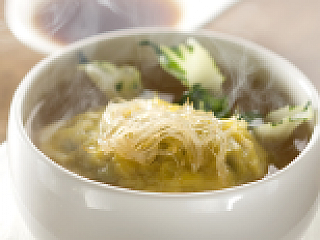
210, 39, 287, 115
97, 0, 122, 14
43, 0, 80, 36
39, 0, 100, 42
36, 0, 182, 45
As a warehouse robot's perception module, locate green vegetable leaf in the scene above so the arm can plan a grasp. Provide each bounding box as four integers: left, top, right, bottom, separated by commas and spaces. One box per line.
140, 38, 225, 94
238, 111, 263, 123
79, 61, 142, 100
140, 40, 187, 84
178, 84, 230, 118
253, 101, 314, 144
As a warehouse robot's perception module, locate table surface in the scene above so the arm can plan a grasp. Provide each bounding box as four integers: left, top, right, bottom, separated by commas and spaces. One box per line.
1, 0, 320, 143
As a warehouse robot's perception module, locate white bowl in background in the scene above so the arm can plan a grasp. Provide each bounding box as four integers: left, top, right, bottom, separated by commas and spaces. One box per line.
6, 29, 320, 240
5, 0, 239, 54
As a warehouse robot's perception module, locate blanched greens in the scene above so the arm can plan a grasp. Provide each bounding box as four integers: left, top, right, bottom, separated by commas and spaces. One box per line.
79, 61, 143, 100
140, 38, 231, 118
140, 38, 225, 94
253, 102, 313, 144
178, 83, 229, 118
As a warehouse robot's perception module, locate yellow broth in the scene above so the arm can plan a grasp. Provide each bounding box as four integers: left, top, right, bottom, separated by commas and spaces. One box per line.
40, 99, 270, 192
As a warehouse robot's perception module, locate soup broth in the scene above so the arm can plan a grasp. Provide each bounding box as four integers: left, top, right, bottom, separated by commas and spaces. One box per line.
30, 38, 313, 192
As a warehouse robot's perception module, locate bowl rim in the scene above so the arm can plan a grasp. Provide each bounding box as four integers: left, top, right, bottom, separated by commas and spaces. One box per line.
10, 27, 320, 198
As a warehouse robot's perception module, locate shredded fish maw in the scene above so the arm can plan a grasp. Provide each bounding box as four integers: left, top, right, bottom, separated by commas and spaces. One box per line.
96, 97, 267, 192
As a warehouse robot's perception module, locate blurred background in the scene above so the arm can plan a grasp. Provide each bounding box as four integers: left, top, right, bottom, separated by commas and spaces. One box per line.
0, 0, 320, 143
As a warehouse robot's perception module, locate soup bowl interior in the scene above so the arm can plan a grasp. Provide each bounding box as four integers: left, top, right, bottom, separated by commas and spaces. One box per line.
7, 29, 320, 240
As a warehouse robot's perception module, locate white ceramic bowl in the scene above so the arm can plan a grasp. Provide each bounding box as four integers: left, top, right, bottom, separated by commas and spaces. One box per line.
7, 29, 320, 240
